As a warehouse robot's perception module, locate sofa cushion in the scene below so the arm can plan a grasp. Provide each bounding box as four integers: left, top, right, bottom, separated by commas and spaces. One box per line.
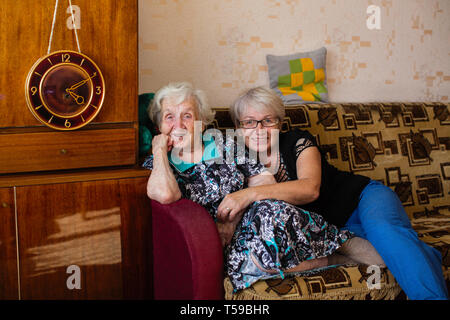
211, 102, 449, 299
266, 47, 328, 104
210, 103, 450, 224
223, 217, 449, 300
138, 93, 156, 156
224, 264, 402, 300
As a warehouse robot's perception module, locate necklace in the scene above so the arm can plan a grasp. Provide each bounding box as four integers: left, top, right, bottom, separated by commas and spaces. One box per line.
263, 149, 280, 176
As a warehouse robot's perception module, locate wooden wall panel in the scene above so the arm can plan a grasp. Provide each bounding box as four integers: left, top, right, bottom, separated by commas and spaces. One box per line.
0, 0, 137, 127
0, 188, 19, 299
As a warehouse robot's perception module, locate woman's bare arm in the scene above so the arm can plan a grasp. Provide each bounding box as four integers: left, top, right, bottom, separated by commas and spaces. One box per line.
217, 146, 322, 221
146, 134, 182, 204
252, 146, 322, 204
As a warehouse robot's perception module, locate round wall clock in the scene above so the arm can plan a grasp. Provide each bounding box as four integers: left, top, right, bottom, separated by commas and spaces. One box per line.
25, 50, 105, 130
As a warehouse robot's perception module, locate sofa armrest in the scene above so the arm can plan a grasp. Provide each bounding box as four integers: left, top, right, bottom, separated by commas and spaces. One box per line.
151, 198, 224, 299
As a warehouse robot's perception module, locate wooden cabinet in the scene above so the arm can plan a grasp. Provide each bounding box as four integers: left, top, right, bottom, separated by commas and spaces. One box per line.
0, 1, 150, 300
0, 128, 136, 174
0, 169, 152, 299
0, 188, 19, 299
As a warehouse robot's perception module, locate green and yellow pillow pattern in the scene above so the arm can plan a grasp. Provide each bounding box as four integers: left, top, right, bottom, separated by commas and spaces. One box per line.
267, 47, 329, 104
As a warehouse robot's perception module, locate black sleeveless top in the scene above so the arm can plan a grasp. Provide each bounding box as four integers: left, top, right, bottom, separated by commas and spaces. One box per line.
277, 129, 370, 227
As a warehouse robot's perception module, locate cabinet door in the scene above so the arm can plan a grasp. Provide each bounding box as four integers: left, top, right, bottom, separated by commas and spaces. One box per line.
118, 177, 153, 299
0, 187, 19, 299
15, 177, 151, 299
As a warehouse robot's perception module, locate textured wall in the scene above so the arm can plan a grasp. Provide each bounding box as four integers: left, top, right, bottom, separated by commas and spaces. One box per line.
139, 0, 450, 106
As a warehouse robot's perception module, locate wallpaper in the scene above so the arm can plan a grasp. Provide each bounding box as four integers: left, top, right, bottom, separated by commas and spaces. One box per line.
138, 0, 450, 107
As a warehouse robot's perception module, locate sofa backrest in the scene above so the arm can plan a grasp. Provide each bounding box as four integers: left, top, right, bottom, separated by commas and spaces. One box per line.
210, 102, 450, 222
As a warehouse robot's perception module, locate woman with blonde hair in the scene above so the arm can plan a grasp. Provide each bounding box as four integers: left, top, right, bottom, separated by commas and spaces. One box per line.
143, 82, 361, 292
218, 86, 448, 300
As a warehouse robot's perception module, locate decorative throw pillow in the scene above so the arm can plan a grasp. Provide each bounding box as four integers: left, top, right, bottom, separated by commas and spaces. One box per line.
138, 93, 155, 156
266, 47, 328, 105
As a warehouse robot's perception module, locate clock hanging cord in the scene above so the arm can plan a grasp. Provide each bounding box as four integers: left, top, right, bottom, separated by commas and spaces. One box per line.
47, 0, 81, 54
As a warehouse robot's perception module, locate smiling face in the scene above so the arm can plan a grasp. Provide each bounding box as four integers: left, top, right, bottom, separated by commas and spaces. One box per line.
159, 96, 200, 151
238, 104, 281, 154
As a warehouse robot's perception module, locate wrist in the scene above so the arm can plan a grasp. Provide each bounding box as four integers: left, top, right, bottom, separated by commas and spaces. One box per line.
153, 147, 168, 157
152, 148, 171, 169
250, 186, 264, 202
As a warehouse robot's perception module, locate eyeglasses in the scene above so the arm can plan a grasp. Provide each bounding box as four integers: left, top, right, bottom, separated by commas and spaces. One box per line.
239, 117, 280, 129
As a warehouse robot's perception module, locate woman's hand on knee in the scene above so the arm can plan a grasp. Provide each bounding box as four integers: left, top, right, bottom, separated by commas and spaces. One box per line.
217, 190, 253, 222
216, 220, 238, 247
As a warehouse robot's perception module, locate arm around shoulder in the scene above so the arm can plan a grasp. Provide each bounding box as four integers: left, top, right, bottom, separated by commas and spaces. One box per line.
247, 146, 322, 206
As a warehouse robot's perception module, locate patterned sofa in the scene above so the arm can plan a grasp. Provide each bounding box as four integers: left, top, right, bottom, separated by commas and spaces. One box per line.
148, 101, 450, 300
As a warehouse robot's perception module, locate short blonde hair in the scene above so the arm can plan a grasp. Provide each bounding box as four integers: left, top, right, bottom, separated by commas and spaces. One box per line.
148, 82, 215, 127
230, 86, 285, 126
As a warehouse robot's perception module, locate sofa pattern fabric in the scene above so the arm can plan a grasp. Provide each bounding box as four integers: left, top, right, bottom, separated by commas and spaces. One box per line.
224, 264, 402, 300
208, 102, 450, 300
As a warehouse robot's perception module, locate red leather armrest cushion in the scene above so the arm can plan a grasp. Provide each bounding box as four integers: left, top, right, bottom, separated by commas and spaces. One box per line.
151, 198, 224, 299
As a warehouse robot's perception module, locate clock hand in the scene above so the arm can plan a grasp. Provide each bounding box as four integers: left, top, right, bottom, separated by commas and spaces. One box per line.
65, 72, 97, 105
67, 72, 97, 91
66, 88, 85, 105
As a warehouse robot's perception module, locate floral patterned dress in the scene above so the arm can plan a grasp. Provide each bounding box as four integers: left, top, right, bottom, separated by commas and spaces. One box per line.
143, 137, 353, 292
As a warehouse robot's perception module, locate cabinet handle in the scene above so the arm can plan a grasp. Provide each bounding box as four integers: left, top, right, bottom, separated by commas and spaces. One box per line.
60, 149, 67, 155
1, 202, 9, 208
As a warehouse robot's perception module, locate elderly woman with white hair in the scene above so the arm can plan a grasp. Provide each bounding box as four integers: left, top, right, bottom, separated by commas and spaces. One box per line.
143, 82, 361, 292
220, 86, 448, 300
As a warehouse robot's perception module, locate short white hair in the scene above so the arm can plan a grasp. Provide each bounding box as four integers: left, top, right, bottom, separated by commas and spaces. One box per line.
148, 82, 215, 127
230, 86, 285, 126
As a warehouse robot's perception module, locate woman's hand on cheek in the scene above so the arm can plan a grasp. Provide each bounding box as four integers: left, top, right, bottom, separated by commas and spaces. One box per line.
152, 134, 173, 154
166, 135, 174, 152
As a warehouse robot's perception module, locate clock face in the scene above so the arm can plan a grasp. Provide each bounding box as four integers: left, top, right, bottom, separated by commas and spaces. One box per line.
25, 50, 105, 130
